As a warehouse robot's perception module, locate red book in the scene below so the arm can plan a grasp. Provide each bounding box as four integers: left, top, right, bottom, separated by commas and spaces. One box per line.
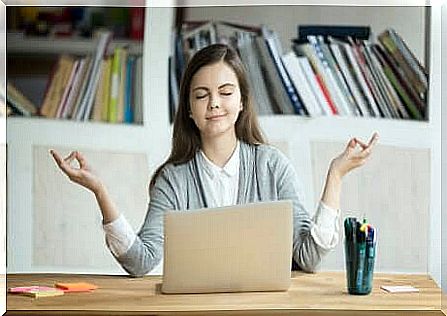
129, 8, 145, 40
315, 73, 338, 115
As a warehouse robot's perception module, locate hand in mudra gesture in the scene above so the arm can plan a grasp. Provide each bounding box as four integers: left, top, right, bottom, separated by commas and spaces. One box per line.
329, 132, 379, 180
50, 150, 103, 194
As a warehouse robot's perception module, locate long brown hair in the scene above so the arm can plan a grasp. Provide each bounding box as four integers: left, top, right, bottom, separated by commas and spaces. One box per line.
150, 43, 266, 189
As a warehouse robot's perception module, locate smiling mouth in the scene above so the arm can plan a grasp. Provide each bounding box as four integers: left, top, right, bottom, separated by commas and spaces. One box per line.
206, 114, 227, 120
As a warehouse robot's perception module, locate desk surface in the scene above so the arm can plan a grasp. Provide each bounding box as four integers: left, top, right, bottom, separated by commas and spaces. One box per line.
6, 271, 444, 316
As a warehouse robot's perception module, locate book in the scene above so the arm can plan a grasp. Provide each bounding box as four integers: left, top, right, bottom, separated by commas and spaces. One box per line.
6, 82, 38, 116
315, 35, 357, 116
55, 58, 80, 119
328, 37, 370, 117
91, 57, 110, 121
378, 29, 427, 100
133, 55, 143, 124
255, 35, 290, 114
342, 39, 380, 117
298, 25, 371, 41
361, 41, 400, 119
373, 44, 423, 120
293, 42, 338, 115
61, 57, 88, 119
297, 57, 332, 116
40, 54, 76, 118
70, 55, 93, 119
76, 30, 112, 121
357, 40, 395, 118
100, 57, 112, 122
129, 7, 145, 40
124, 55, 135, 123
116, 47, 128, 123
367, 44, 409, 119
263, 26, 304, 115
281, 52, 321, 116
236, 31, 275, 115
108, 47, 122, 123
308, 36, 349, 115
388, 28, 428, 94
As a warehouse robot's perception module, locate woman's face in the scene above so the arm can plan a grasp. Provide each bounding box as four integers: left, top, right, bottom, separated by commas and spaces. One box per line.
189, 61, 243, 141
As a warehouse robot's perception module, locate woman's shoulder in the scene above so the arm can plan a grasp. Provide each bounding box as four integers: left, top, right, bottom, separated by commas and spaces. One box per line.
247, 142, 288, 162
159, 159, 193, 178
241, 142, 291, 169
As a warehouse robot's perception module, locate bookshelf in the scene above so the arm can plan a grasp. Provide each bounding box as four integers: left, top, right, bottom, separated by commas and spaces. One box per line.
5, 4, 443, 289
7, 33, 144, 55
174, 4, 442, 286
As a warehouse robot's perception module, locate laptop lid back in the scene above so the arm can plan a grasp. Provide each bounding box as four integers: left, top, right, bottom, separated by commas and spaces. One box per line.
162, 200, 293, 294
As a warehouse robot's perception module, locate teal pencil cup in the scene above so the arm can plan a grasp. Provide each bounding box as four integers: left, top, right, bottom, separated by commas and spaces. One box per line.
344, 217, 377, 295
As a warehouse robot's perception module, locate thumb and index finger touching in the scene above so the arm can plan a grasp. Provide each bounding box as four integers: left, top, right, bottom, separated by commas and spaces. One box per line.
345, 132, 379, 157
50, 149, 86, 177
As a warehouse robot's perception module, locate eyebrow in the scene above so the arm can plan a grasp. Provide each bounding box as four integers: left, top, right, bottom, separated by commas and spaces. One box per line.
192, 83, 236, 92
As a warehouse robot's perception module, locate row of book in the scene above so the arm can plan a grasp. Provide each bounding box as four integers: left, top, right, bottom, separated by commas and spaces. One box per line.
169, 22, 428, 121
7, 31, 144, 124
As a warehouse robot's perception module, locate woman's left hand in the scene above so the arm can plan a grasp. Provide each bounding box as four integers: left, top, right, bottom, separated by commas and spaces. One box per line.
329, 132, 379, 180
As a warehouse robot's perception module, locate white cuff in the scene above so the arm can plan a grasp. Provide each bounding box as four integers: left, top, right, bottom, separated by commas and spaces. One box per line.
103, 214, 137, 257
310, 201, 341, 250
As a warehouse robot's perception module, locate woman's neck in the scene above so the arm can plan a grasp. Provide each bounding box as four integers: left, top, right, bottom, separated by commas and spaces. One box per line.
201, 133, 238, 168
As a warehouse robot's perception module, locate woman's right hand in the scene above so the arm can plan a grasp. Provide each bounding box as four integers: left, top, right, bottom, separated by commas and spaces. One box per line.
50, 150, 104, 194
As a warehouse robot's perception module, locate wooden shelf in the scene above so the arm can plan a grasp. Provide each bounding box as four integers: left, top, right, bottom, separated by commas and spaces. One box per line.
7, 33, 144, 55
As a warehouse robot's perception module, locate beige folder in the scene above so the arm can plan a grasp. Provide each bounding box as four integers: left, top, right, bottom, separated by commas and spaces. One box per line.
162, 200, 293, 294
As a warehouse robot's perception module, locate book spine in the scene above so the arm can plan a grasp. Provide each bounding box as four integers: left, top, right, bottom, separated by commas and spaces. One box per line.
263, 28, 303, 115
298, 57, 331, 116
328, 38, 370, 117
124, 55, 135, 123
108, 47, 122, 123
294, 43, 338, 115
282, 52, 321, 116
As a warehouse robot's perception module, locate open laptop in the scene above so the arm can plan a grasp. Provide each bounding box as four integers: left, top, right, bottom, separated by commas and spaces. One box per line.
161, 200, 293, 294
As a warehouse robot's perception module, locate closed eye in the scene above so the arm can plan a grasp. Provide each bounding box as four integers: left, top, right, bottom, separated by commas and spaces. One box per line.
195, 94, 208, 99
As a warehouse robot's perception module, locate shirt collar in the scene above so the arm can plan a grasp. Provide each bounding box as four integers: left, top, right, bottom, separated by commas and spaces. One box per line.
200, 141, 240, 179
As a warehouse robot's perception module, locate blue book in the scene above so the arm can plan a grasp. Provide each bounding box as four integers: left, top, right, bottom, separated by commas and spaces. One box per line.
124, 56, 135, 123
262, 26, 306, 115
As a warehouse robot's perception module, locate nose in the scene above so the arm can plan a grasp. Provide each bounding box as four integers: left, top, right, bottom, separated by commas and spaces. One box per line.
208, 97, 220, 110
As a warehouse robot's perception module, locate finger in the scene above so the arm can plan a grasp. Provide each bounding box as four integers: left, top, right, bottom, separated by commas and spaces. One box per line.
64, 151, 77, 164
353, 138, 369, 150
352, 148, 372, 160
49, 150, 79, 177
367, 132, 379, 148
49, 150, 63, 166
75, 151, 88, 169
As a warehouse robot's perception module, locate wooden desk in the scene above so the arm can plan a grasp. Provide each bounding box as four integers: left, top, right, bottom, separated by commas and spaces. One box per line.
6, 271, 444, 315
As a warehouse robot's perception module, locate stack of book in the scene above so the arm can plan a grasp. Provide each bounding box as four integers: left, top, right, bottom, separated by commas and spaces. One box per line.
6, 82, 38, 116
170, 22, 428, 121
36, 30, 143, 124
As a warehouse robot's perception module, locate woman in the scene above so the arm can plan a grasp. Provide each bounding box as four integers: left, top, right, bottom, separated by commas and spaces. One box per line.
51, 43, 378, 277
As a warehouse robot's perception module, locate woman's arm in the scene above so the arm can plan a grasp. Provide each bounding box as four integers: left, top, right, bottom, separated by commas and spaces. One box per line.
275, 133, 379, 272
321, 133, 379, 210
50, 150, 174, 277
50, 150, 120, 224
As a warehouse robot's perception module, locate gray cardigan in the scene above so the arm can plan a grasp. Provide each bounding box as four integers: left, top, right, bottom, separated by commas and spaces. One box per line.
116, 142, 325, 276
